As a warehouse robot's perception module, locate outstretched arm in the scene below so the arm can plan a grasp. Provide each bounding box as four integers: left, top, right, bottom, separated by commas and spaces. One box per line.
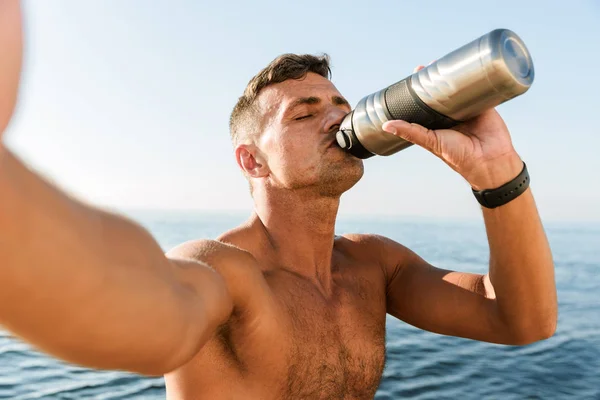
0, 3, 232, 375
0, 150, 233, 375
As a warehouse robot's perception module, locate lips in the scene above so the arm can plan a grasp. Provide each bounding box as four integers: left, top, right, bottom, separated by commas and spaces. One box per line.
323, 136, 341, 153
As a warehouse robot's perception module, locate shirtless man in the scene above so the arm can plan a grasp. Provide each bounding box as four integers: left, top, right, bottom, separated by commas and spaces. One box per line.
0, 2, 557, 399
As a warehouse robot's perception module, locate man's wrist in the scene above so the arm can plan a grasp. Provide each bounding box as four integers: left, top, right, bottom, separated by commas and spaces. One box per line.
467, 153, 524, 191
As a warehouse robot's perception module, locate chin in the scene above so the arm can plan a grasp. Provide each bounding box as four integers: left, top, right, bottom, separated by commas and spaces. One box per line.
318, 160, 364, 197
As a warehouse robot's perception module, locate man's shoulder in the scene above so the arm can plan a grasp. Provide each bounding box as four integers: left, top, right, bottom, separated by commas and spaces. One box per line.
167, 238, 249, 260
338, 232, 406, 253
167, 238, 272, 313
166, 238, 263, 282
338, 233, 416, 274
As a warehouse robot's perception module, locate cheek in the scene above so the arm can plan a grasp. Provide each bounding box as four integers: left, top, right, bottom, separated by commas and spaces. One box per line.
272, 140, 319, 181
264, 125, 320, 179
283, 139, 318, 167
273, 134, 311, 164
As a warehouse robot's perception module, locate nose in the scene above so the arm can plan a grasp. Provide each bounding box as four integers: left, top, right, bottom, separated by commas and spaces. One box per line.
324, 107, 349, 135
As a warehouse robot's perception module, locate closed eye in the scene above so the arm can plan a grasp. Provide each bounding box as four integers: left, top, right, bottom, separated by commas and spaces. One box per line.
295, 115, 313, 121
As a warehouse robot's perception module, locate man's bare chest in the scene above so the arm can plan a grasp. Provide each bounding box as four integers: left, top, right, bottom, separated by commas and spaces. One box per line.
283, 282, 387, 399
228, 268, 388, 399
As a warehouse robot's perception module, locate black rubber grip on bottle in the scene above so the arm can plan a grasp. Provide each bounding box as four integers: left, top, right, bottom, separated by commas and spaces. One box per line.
384, 77, 459, 130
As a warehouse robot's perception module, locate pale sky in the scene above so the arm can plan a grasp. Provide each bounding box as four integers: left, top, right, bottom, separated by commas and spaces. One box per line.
5, 0, 600, 222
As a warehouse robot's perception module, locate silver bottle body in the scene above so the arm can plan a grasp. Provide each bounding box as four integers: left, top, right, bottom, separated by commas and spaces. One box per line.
336, 29, 535, 158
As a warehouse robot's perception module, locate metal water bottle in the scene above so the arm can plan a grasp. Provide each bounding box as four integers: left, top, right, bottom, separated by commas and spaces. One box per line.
335, 28, 534, 159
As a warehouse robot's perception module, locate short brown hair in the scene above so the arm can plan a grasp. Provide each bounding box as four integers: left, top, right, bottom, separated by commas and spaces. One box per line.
229, 53, 331, 145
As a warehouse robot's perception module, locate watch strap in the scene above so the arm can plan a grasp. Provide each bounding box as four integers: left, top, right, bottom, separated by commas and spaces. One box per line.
472, 162, 530, 209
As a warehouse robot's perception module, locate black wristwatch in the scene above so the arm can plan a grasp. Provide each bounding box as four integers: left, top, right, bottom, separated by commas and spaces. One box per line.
472, 162, 530, 209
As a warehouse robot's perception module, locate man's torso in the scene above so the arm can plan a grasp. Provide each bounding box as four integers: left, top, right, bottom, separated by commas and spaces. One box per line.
164, 229, 390, 400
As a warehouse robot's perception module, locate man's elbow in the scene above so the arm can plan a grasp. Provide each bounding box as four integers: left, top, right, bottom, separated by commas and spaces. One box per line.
508, 314, 558, 345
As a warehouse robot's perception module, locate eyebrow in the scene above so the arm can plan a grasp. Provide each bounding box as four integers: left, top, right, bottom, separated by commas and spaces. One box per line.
286, 95, 351, 113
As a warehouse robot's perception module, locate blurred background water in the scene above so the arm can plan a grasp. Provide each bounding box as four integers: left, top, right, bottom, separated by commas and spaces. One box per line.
1, 211, 599, 399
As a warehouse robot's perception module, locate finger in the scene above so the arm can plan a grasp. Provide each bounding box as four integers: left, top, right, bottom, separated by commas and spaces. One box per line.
382, 120, 441, 155
412, 65, 425, 73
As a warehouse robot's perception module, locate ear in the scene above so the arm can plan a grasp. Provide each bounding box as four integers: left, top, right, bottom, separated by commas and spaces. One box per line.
0, 0, 23, 139
235, 144, 269, 178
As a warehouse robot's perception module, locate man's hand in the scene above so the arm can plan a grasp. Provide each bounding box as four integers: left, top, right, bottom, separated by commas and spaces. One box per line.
0, 0, 22, 140
382, 65, 523, 191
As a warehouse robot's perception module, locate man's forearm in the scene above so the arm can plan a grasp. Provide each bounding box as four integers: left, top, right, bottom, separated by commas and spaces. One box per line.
0, 148, 231, 374
480, 156, 557, 343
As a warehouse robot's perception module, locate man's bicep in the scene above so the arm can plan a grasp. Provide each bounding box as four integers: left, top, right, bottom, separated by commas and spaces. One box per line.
381, 238, 510, 344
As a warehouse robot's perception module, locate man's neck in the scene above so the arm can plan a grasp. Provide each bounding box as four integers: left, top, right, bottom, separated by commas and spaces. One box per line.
251, 188, 340, 295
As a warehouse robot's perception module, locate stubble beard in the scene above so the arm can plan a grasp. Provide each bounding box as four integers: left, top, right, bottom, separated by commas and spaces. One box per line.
316, 155, 364, 197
